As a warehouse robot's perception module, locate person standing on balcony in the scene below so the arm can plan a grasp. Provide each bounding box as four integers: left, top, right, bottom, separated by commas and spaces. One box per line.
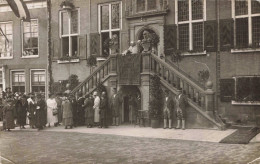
110, 88, 122, 126
163, 90, 174, 129
93, 91, 100, 126
175, 89, 188, 130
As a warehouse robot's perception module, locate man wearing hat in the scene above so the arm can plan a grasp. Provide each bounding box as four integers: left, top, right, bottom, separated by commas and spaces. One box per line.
163, 90, 174, 129
110, 88, 122, 126
35, 94, 46, 130
175, 88, 188, 130
93, 91, 100, 126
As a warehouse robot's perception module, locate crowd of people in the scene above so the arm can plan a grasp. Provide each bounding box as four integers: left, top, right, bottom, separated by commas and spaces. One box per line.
0, 87, 124, 131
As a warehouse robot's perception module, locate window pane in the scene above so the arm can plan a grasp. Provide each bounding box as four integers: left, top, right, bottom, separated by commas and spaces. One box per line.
252, 17, 260, 48
32, 71, 45, 86
23, 20, 38, 56
236, 18, 248, 48
252, 0, 260, 14
0, 22, 12, 58
193, 22, 203, 51
101, 32, 109, 57
179, 24, 189, 51
101, 5, 109, 30
147, 0, 157, 11
62, 12, 69, 35
111, 3, 120, 29
235, 0, 248, 16
192, 0, 203, 20
71, 10, 78, 34
178, 0, 189, 22
71, 36, 78, 56
62, 37, 69, 57
137, 0, 145, 12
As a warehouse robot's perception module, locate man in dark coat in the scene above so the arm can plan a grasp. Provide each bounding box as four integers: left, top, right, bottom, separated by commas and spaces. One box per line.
99, 91, 108, 128
17, 95, 28, 129
27, 94, 36, 129
77, 92, 85, 126
163, 90, 174, 129
110, 88, 122, 126
3, 97, 15, 131
175, 89, 188, 130
35, 94, 46, 130
70, 95, 78, 127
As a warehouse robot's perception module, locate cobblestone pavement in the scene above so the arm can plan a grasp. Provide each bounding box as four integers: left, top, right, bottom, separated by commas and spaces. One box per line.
0, 130, 260, 164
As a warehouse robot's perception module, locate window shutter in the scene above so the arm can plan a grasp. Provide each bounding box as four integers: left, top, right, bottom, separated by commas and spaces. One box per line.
204, 20, 217, 52
77, 35, 87, 59
220, 19, 234, 51
90, 33, 100, 56
220, 78, 235, 102
52, 39, 61, 60
164, 24, 177, 56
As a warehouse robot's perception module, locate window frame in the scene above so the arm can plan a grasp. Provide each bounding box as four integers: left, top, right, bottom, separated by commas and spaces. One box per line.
98, 1, 122, 56
59, 8, 80, 57
232, 0, 260, 48
0, 67, 5, 93
135, 0, 157, 13
21, 19, 39, 58
232, 75, 260, 105
10, 69, 26, 93
30, 69, 46, 96
0, 21, 13, 59
175, 0, 206, 52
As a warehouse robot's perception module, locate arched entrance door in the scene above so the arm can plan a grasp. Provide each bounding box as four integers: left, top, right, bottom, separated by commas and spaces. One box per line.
119, 86, 141, 124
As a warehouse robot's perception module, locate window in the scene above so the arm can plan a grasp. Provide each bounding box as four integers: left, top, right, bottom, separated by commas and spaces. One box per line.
235, 76, 260, 102
0, 68, 3, 98
136, 0, 156, 13
60, 9, 79, 57
12, 71, 25, 93
99, 2, 121, 57
0, 22, 12, 58
31, 70, 45, 94
233, 0, 260, 48
22, 19, 38, 57
176, 0, 205, 52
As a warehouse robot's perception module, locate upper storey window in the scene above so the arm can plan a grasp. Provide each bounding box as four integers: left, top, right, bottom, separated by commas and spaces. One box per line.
136, 0, 156, 13
0, 22, 12, 59
22, 19, 38, 57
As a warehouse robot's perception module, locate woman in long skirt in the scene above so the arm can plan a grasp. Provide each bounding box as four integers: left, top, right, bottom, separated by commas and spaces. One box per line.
62, 94, 73, 129
3, 98, 15, 131
83, 94, 94, 128
46, 94, 58, 127
17, 95, 28, 129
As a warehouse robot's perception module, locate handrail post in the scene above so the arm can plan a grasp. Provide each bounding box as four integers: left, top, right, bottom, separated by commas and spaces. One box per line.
205, 81, 215, 117
142, 53, 150, 73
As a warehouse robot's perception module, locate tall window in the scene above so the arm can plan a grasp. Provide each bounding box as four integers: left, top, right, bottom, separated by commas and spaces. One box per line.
176, 0, 205, 52
31, 70, 45, 94
60, 9, 79, 57
233, 0, 260, 48
22, 19, 38, 57
136, 0, 157, 12
0, 68, 3, 98
99, 2, 121, 57
0, 22, 12, 58
12, 71, 25, 93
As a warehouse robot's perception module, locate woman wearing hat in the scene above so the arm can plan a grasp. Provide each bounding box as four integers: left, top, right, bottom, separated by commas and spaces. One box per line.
2, 97, 15, 131
46, 94, 58, 127
93, 91, 101, 126
62, 93, 73, 129
17, 95, 28, 129
83, 94, 94, 128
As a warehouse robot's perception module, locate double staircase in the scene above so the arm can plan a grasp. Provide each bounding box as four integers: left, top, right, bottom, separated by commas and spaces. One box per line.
71, 53, 226, 130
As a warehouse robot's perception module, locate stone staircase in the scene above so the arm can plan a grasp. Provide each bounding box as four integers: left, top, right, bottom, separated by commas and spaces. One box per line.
71, 53, 226, 130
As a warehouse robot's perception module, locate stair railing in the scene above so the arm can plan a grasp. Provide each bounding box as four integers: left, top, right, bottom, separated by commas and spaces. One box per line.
71, 54, 117, 97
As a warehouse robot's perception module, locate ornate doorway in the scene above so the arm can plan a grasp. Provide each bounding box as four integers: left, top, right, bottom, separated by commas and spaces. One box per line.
119, 86, 141, 124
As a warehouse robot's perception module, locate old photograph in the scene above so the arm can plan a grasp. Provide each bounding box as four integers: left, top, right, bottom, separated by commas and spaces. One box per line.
0, 0, 260, 163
